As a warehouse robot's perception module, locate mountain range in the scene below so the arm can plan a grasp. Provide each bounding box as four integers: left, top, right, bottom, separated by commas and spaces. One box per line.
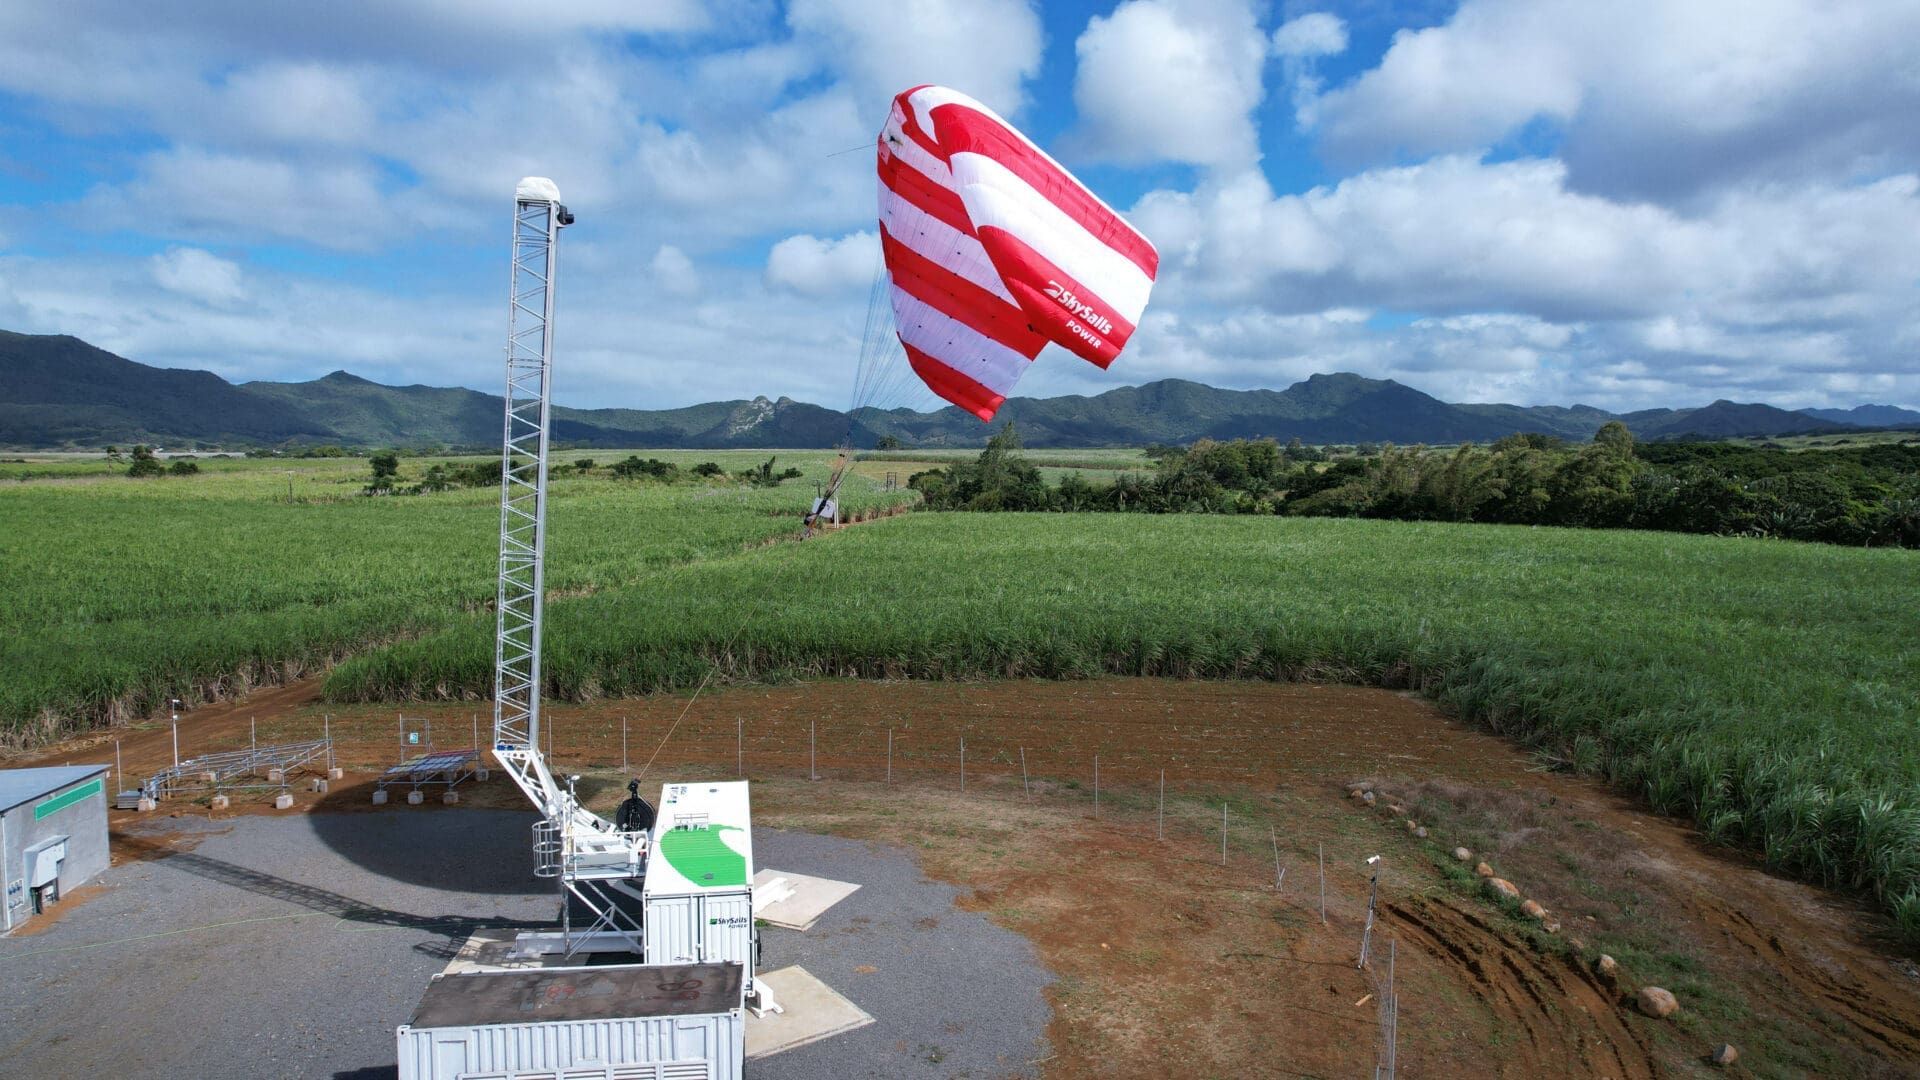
3, 330, 1915, 450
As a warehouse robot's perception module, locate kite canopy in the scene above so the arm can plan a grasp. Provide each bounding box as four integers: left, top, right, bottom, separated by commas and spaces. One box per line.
877, 85, 1159, 421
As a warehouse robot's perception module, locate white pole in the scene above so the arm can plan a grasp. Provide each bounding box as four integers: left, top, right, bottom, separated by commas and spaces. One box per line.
887, 727, 894, 783
1019, 747, 1028, 798
1157, 769, 1164, 840
959, 736, 965, 792
172, 718, 179, 770
251, 715, 256, 754
1093, 755, 1099, 818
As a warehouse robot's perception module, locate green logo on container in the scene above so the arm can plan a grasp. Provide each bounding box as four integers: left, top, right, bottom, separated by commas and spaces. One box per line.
659, 824, 747, 887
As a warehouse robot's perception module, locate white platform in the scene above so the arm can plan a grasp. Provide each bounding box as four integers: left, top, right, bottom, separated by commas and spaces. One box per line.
743, 965, 873, 1059
751, 869, 861, 931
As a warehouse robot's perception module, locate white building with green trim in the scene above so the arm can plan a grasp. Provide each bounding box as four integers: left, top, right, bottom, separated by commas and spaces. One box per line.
1, 765, 109, 933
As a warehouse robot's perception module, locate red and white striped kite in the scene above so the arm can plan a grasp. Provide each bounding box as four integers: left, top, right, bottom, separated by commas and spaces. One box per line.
877, 85, 1159, 421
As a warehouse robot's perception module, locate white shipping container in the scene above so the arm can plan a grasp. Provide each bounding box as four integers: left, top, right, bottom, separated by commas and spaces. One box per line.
644, 782, 758, 1003
396, 963, 743, 1080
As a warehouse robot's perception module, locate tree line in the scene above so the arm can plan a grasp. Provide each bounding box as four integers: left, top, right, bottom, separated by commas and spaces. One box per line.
907, 424, 1920, 548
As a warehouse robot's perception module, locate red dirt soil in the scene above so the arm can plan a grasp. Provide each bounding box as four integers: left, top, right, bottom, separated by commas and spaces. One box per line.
13, 677, 1920, 1077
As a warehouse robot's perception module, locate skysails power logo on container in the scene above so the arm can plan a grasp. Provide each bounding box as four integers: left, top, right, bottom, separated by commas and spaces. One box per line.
1044, 281, 1114, 335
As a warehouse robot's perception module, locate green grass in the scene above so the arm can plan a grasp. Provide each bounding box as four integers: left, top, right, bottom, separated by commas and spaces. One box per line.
324, 512, 1920, 936
0, 451, 902, 745
8, 463, 1919, 938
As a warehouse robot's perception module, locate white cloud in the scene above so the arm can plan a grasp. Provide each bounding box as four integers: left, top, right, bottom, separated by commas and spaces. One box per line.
1271, 12, 1347, 57
1070, 0, 1270, 169
786, 0, 1043, 119
764, 231, 877, 296
1306, 0, 1920, 201
650, 245, 700, 298
78, 149, 400, 251
149, 247, 247, 306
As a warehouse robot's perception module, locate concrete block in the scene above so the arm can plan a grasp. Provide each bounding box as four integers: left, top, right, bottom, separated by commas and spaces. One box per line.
407, 790, 424, 805
442, 791, 460, 805
198, 771, 217, 784
209, 794, 230, 810
476, 768, 490, 782
137, 796, 158, 812
266, 768, 284, 783
372, 789, 389, 805
329, 767, 344, 780
273, 793, 295, 810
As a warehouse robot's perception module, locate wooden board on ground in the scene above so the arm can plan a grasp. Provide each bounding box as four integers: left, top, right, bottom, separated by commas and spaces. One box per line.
752, 868, 860, 931
743, 965, 874, 1059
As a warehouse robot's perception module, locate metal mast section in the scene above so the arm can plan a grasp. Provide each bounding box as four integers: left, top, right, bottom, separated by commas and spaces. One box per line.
493, 178, 649, 952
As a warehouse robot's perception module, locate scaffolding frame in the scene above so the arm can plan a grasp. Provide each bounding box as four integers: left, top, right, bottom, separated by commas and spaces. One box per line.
141, 739, 333, 801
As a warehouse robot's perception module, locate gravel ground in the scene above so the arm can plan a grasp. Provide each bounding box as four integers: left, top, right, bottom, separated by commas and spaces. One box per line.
0, 810, 1050, 1079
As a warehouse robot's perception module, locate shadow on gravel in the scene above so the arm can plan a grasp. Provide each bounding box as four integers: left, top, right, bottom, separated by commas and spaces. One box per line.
116, 831, 552, 937
298, 784, 550, 896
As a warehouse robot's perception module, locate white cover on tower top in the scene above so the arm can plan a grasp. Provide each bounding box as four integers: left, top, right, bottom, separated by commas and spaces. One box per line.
515, 176, 562, 203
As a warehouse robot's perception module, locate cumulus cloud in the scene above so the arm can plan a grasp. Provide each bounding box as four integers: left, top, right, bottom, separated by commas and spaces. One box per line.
650, 245, 700, 298
1122, 159, 1920, 408
1070, 0, 1271, 169
764, 231, 877, 296
1306, 0, 1920, 201
786, 0, 1043, 119
1271, 12, 1347, 57
149, 247, 247, 306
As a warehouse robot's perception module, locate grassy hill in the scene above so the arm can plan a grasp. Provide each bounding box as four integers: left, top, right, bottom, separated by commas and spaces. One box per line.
0, 329, 1900, 450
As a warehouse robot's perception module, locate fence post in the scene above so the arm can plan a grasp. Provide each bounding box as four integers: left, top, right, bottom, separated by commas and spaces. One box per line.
1319, 843, 1327, 924
1020, 747, 1029, 798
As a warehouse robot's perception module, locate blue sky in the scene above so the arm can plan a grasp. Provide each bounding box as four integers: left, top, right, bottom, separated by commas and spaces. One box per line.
1, 0, 1915, 414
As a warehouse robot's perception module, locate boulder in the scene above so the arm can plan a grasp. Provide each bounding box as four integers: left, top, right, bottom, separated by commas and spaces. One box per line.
1414, 827, 1429, 839
1349, 788, 1368, 800
1362, 792, 1376, 806
1542, 919, 1561, 934
1596, 954, 1618, 980
1404, 819, 1420, 833
1453, 847, 1473, 861
1520, 899, 1547, 920
1487, 877, 1521, 901
1475, 861, 1495, 878
1711, 1043, 1738, 1067
1637, 986, 1679, 1019
1388, 804, 1407, 816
